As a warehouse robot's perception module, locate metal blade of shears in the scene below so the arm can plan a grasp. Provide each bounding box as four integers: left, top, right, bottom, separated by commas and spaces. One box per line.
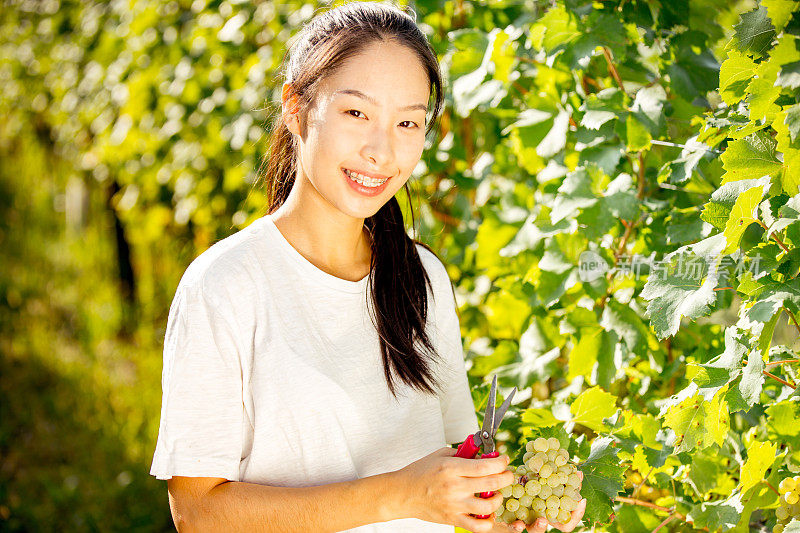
491, 385, 516, 438
479, 375, 497, 449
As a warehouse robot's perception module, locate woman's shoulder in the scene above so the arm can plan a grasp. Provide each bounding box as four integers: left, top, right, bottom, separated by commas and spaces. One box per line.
177, 216, 272, 299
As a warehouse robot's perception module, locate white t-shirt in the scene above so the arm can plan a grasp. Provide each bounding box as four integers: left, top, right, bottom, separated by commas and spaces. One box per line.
149, 213, 479, 532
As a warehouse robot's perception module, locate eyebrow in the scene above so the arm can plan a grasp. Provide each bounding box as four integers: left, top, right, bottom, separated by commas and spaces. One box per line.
333, 89, 428, 113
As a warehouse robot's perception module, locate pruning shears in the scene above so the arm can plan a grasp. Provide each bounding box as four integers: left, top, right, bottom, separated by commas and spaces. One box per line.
455, 374, 517, 519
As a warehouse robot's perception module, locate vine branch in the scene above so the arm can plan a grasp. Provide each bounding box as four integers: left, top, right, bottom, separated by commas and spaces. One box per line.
602, 46, 626, 94
784, 305, 800, 336
763, 370, 797, 389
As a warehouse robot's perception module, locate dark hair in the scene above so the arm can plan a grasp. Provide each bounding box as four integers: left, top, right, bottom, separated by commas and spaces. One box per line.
254, 1, 448, 398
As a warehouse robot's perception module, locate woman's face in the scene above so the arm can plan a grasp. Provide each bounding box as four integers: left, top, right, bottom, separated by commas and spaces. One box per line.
283, 39, 431, 220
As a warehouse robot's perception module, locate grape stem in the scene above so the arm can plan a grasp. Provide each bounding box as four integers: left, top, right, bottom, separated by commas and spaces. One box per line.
766, 359, 799, 367
652, 513, 678, 533
601, 46, 626, 95
762, 370, 797, 390
784, 305, 800, 337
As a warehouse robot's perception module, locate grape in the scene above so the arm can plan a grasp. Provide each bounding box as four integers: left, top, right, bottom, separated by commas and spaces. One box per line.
774, 475, 800, 533
525, 480, 542, 496
496, 436, 584, 527
779, 478, 796, 493
560, 495, 577, 512
776, 505, 789, 520
567, 472, 581, 488
528, 455, 544, 472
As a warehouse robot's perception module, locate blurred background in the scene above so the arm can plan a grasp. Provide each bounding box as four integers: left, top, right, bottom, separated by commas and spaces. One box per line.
2, 0, 798, 531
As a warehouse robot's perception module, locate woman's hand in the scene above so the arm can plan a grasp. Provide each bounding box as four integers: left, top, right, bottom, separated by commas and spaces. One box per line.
391, 447, 515, 533
504, 471, 586, 533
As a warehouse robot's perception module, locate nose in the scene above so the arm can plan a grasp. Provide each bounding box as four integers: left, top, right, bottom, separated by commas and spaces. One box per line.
360, 121, 394, 168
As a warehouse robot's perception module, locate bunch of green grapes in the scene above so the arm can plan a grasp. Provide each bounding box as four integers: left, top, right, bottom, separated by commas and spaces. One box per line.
494, 437, 581, 527
775, 475, 800, 533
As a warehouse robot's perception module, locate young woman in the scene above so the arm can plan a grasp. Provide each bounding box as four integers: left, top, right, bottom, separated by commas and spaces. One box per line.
149, 2, 585, 532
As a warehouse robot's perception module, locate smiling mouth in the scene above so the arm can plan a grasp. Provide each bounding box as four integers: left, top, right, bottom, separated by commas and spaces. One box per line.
343, 168, 389, 187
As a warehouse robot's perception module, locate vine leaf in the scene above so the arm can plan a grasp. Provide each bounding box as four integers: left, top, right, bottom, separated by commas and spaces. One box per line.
577, 437, 626, 525
570, 386, 617, 432
739, 439, 777, 494
663, 388, 730, 453
729, 6, 776, 58
720, 131, 783, 184
687, 491, 744, 531
722, 183, 768, 255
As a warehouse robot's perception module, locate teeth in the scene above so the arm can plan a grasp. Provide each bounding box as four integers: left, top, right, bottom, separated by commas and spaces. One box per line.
345, 168, 387, 187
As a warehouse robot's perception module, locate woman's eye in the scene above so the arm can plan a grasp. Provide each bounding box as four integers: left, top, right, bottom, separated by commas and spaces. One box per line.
400, 121, 419, 129
347, 110, 364, 119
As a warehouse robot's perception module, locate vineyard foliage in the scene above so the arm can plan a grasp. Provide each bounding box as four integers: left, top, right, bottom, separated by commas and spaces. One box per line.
1, 0, 799, 531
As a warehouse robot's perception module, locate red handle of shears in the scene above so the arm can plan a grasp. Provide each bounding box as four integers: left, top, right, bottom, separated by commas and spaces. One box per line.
455, 434, 499, 519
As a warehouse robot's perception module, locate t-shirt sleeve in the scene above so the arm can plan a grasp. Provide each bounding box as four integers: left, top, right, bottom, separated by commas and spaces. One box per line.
430, 261, 480, 446
149, 277, 247, 481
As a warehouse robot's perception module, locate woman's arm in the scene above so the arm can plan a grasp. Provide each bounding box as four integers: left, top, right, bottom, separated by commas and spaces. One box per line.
168, 472, 398, 533
167, 447, 515, 533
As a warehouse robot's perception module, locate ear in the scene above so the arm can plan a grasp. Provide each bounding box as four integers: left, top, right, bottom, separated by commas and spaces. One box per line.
281, 82, 302, 136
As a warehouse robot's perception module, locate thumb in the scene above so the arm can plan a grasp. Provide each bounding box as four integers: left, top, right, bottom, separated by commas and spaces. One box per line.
528, 517, 548, 533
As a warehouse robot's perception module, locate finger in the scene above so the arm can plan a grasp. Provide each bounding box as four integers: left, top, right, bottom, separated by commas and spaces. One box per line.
453, 454, 511, 477
578, 470, 583, 482
550, 498, 586, 532
508, 519, 527, 532
467, 492, 504, 516
459, 513, 496, 533
470, 470, 516, 493
527, 516, 548, 533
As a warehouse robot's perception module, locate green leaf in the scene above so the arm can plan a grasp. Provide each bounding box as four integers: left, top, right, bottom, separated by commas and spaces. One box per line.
786, 104, 800, 144
702, 202, 733, 230
762, 0, 800, 31
578, 437, 626, 524
730, 6, 776, 57
721, 132, 783, 184
538, 6, 580, 51
550, 168, 598, 224
722, 183, 767, 255
664, 389, 730, 453
571, 386, 618, 432
640, 234, 727, 339
739, 439, 777, 494
719, 49, 758, 105
687, 491, 744, 531
777, 60, 800, 89
521, 407, 559, 427
625, 113, 652, 152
